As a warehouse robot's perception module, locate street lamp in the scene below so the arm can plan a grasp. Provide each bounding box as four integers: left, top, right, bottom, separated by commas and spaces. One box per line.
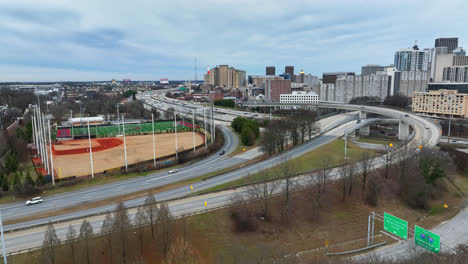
385, 143, 393, 179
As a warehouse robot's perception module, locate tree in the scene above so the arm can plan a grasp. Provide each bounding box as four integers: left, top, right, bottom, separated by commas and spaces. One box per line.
42, 221, 61, 264
162, 238, 201, 264
383, 95, 409, 108
247, 171, 280, 221
241, 126, 255, 146
134, 206, 148, 256
1, 175, 8, 191
158, 202, 173, 257
79, 220, 94, 264
113, 202, 131, 264
419, 149, 447, 196
4, 151, 18, 174
359, 152, 375, 191
279, 160, 298, 225
144, 192, 159, 239
101, 211, 114, 263
66, 225, 77, 264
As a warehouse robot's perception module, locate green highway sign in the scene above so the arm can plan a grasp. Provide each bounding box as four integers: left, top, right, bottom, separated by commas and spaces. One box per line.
414, 225, 440, 253
384, 212, 408, 240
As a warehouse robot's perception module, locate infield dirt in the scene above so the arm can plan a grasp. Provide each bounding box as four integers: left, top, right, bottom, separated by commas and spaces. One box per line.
51, 132, 204, 178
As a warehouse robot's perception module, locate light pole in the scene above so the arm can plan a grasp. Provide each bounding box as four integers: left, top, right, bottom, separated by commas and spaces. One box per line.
116, 104, 121, 135
174, 111, 179, 160
385, 143, 393, 179
70, 110, 74, 140
203, 107, 207, 149
48, 119, 55, 185
87, 121, 94, 178
122, 115, 128, 172
193, 109, 196, 152
152, 113, 156, 167
0, 210, 8, 264
447, 94, 455, 143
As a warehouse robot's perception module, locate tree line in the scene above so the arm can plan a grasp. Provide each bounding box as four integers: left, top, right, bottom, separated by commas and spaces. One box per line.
41, 192, 201, 264
261, 109, 318, 156
231, 117, 260, 146
214, 99, 235, 108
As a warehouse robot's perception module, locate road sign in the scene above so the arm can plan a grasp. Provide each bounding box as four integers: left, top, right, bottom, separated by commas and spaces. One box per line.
414, 225, 440, 253
325, 240, 329, 247
190, 185, 193, 191
384, 212, 408, 240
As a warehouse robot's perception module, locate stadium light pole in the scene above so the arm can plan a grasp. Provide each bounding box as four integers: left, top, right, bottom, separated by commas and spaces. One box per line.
122, 115, 128, 172
210, 105, 214, 143
70, 110, 74, 140
37, 103, 44, 164
116, 104, 120, 135
174, 111, 178, 160
87, 121, 94, 178
48, 119, 55, 185
193, 109, 196, 152
31, 110, 36, 147
0, 210, 8, 264
203, 107, 207, 149
32, 111, 37, 150
152, 113, 156, 167
42, 113, 50, 174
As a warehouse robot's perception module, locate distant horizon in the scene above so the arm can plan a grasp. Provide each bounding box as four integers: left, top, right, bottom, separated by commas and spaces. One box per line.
1, 0, 466, 82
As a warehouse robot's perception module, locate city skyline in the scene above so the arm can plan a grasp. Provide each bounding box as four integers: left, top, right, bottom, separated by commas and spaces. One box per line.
0, 0, 467, 82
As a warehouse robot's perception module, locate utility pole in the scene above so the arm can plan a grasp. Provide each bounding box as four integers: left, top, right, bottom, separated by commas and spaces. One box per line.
87, 121, 94, 178
0, 210, 7, 264
152, 113, 156, 167
48, 119, 55, 185
122, 115, 128, 172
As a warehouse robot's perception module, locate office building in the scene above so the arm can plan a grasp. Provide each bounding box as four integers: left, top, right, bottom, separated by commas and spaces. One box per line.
435, 38, 458, 53
394, 45, 430, 71
320, 83, 335, 101
285, 66, 294, 82
266, 66, 275, 76
361, 65, 385, 75
428, 83, 468, 94
453, 56, 468, 66
302, 74, 319, 86
204, 65, 246, 88
433, 54, 456, 82
280, 91, 318, 104
453, 47, 466, 56
249, 75, 283, 88
322, 72, 355, 84
333, 73, 391, 103
394, 71, 428, 97
265, 79, 291, 101
429, 47, 449, 80
412, 89, 468, 118
443, 66, 468, 83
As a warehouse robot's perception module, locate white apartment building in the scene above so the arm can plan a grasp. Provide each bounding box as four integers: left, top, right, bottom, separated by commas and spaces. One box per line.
280, 91, 318, 104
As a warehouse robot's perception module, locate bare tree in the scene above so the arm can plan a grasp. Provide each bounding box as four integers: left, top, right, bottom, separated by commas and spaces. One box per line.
113, 201, 131, 264
79, 220, 94, 264
339, 161, 356, 201
144, 192, 159, 240
162, 237, 201, 264
65, 225, 77, 264
247, 170, 280, 221
101, 210, 114, 263
158, 201, 173, 257
135, 206, 148, 256
320, 157, 331, 193
42, 221, 61, 264
280, 160, 298, 225
359, 152, 375, 191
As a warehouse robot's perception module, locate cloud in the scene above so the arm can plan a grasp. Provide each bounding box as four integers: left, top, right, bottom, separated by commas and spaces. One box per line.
0, 0, 467, 81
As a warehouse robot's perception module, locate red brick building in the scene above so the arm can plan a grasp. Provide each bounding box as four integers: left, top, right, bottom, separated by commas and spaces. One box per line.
265, 79, 291, 101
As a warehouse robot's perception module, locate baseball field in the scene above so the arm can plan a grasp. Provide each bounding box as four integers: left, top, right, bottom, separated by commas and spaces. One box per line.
51, 131, 204, 178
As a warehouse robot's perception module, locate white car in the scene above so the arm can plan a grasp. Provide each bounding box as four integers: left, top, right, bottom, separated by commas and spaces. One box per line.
26, 197, 43, 206
168, 169, 178, 174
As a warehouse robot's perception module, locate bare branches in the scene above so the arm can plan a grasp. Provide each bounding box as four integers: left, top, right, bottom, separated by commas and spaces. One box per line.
42, 221, 60, 264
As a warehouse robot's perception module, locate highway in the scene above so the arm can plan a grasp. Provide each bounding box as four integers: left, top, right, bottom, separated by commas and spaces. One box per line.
0, 94, 443, 256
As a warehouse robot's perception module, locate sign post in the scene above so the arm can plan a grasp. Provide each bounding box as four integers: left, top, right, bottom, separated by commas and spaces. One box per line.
414, 225, 440, 253
383, 212, 408, 240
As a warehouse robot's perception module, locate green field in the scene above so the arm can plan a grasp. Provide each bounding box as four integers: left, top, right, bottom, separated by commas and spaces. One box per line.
55, 121, 192, 139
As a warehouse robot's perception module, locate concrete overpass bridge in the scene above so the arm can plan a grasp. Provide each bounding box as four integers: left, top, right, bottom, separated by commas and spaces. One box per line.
240, 101, 440, 147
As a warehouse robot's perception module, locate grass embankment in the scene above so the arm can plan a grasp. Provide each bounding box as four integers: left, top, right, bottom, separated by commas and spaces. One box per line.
9, 167, 467, 264
201, 139, 376, 193
356, 137, 393, 145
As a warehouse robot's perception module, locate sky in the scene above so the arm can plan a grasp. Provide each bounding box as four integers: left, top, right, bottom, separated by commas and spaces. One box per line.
0, 0, 467, 82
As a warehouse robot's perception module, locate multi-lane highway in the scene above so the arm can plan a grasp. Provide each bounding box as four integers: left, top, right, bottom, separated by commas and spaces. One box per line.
0, 93, 443, 256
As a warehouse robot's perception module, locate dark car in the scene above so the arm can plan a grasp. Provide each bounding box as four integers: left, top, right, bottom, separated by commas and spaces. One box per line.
404, 114, 409, 117
219, 150, 225, 155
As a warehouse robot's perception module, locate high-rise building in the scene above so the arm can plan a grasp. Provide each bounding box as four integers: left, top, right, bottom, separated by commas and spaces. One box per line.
361, 65, 385, 75
433, 54, 456, 82
266, 66, 275, 76
443, 66, 468, 82
285, 66, 294, 82
453, 47, 466, 56
394, 45, 429, 71
394, 71, 428, 97
453, 56, 468, 66
322, 72, 355, 84
435, 38, 458, 53
204, 65, 246, 88
429, 47, 449, 81
265, 79, 291, 101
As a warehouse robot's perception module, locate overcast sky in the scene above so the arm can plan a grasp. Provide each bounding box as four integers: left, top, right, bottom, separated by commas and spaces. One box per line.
0, 0, 467, 82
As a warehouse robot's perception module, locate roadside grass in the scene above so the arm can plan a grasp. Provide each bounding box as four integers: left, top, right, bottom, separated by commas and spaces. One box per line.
200, 139, 377, 193
356, 137, 394, 145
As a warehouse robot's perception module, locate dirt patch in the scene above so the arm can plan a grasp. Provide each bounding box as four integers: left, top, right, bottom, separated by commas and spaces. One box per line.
52, 138, 123, 155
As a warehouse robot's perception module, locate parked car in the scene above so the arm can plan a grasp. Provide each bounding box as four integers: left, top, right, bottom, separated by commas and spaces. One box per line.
26, 197, 43, 206
168, 169, 178, 174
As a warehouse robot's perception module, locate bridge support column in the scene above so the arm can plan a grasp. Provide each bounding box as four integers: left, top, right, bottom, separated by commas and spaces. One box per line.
359, 125, 370, 136
398, 120, 409, 140
359, 111, 367, 119
347, 129, 356, 138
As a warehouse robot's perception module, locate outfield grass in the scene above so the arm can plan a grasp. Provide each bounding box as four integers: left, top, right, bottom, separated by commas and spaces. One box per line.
54, 121, 191, 139
200, 139, 376, 193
